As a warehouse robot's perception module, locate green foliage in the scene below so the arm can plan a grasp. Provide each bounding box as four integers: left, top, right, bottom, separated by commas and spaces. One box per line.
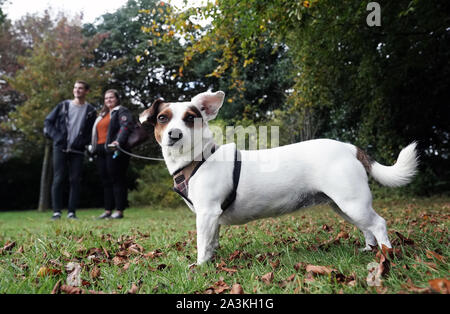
174, 0, 450, 195
136, 1, 295, 122
84, 0, 195, 106
0, 0, 5, 25
128, 163, 184, 208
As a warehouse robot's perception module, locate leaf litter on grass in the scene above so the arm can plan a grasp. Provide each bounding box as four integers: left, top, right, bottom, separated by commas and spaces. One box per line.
1, 200, 448, 294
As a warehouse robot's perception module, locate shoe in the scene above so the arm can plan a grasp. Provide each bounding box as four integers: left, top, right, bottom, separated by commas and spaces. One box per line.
111, 212, 124, 219
67, 212, 78, 219
51, 212, 62, 220
97, 212, 112, 219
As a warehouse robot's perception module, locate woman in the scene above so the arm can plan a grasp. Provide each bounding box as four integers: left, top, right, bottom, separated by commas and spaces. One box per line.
91, 89, 133, 219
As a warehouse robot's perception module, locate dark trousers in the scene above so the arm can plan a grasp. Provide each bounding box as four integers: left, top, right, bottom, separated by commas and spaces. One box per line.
52, 146, 84, 213
95, 145, 130, 211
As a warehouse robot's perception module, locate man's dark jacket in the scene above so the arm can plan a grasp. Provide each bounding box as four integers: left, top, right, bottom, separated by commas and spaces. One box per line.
44, 100, 97, 151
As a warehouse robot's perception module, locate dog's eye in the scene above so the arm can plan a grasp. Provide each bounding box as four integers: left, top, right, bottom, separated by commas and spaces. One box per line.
185, 114, 196, 122
157, 115, 168, 123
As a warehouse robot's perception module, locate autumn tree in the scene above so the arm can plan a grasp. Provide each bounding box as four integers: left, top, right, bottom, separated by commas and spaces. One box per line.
168, 0, 450, 195
84, 0, 195, 106
4, 14, 116, 211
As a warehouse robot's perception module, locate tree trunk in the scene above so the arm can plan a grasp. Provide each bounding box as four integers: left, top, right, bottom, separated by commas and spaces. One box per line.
38, 141, 52, 212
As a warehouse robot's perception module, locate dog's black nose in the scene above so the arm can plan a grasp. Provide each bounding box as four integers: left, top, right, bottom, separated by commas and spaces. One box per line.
168, 128, 183, 141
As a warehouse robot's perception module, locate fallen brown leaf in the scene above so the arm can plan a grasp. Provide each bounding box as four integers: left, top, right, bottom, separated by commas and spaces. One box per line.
305, 265, 336, 275
279, 274, 297, 288
229, 250, 242, 261
428, 278, 450, 294
60, 284, 84, 294
287, 274, 296, 282
426, 250, 445, 263
128, 283, 139, 294
228, 250, 252, 261
270, 259, 280, 269
37, 266, 62, 277
51, 279, 62, 294
128, 243, 144, 255
394, 231, 415, 246
261, 272, 274, 285
375, 244, 401, 261
402, 279, 431, 294
221, 266, 238, 275
102, 246, 110, 259
112, 256, 127, 266
204, 279, 230, 294
322, 224, 332, 232
335, 231, 349, 241
1, 241, 16, 254
230, 283, 244, 294
144, 249, 163, 259
90, 266, 100, 279
378, 253, 391, 277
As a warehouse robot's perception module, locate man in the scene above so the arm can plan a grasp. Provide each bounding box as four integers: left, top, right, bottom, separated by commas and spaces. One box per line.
44, 80, 97, 220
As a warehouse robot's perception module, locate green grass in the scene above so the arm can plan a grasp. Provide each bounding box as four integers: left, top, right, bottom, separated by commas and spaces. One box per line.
0, 197, 448, 294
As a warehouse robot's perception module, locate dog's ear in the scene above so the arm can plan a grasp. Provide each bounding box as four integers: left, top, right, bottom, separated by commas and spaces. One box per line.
191, 91, 225, 121
140, 98, 165, 125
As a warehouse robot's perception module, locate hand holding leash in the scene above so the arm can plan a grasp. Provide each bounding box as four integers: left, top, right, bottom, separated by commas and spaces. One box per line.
108, 141, 120, 159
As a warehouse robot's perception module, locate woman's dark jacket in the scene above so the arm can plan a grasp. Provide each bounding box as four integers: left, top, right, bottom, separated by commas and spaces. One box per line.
90, 105, 134, 152
44, 100, 97, 152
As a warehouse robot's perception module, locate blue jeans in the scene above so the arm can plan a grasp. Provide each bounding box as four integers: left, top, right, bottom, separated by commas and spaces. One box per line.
52, 146, 84, 213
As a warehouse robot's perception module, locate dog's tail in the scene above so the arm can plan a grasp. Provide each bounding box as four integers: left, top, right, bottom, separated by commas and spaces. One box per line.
356, 142, 419, 187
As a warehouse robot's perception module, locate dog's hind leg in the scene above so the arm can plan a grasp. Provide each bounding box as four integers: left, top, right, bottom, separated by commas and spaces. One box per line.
324, 160, 392, 250
330, 203, 377, 251
330, 196, 392, 250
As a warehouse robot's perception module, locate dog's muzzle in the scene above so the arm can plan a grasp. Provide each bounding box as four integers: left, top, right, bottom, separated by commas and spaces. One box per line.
168, 128, 183, 145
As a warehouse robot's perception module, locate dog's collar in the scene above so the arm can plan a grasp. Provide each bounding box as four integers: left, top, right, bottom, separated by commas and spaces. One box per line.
171, 143, 218, 177
172, 144, 241, 211
172, 144, 218, 201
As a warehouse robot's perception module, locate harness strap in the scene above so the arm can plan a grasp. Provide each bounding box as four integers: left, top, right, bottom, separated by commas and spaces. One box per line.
220, 149, 241, 210
173, 146, 241, 211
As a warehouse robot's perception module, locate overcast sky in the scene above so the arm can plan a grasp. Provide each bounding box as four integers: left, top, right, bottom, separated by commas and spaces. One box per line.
3, 0, 207, 24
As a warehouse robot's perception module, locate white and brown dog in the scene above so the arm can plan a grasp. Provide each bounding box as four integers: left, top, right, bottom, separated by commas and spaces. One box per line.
140, 90, 418, 265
